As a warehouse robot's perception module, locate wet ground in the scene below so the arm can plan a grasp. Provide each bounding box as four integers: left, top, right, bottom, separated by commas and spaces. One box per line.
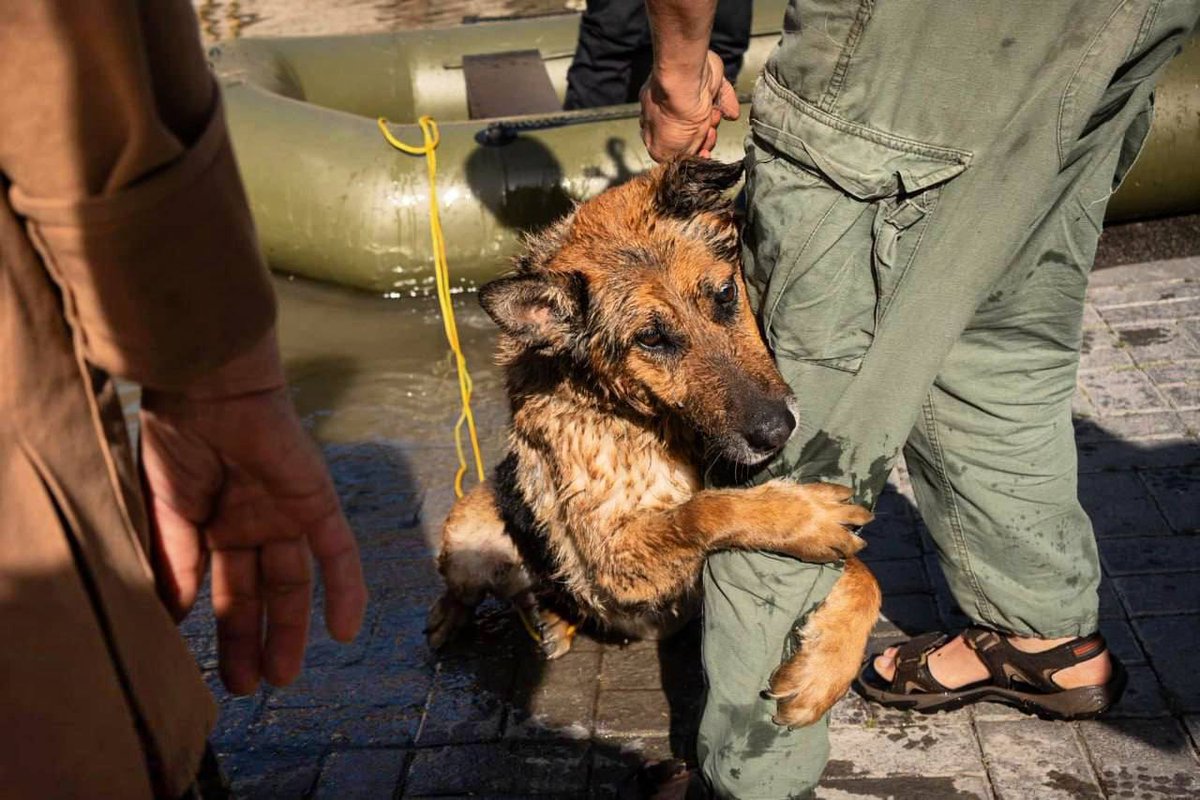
173, 251, 1200, 800
180, 2, 1200, 797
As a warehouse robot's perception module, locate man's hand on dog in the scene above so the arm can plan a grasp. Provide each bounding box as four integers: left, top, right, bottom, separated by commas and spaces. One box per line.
640, 49, 739, 162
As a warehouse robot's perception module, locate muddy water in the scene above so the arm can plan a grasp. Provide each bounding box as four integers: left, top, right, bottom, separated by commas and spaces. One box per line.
193, 0, 572, 42
273, 274, 509, 553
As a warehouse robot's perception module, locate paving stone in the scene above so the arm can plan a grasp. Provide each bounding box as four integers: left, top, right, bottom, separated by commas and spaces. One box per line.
404, 742, 590, 795
1141, 466, 1200, 532
1078, 342, 1136, 372
1100, 536, 1200, 575
1115, 573, 1200, 617
976, 720, 1102, 800
595, 689, 673, 737
1135, 616, 1200, 712
1081, 303, 1107, 329
1109, 664, 1172, 718
1102, 298, 1200, 327
826, 719, 985, 778
418, 654, 515, 746
1077, 436, 1199, 472
506, 649, 600, 739
1160, 382, 1200, 411
247, 704, 423, 751
600, 644, 664, 691
203, 671, 268, 750
313, 749, 407, 799
1077, 719, 1200, 798
1099, 579, 1126, 620
1087, 258, 1200, 288
220, 749, 322, 800
1073, 410, 1190, 443
1088, 279, 1200, 309
267, 665, 434, 710
1098, 618, 1147, 665
817, 774, 993, 799
589, 738, 676, 799
828, 694, 875, 728
1078, 369, 1168, 415
1178, 409, 1200, 436
1078, 472, 1171, 538
1144, 358, 1200, 386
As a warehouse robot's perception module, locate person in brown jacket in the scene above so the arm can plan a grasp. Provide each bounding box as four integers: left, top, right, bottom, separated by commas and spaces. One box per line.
0, 3, 369, 797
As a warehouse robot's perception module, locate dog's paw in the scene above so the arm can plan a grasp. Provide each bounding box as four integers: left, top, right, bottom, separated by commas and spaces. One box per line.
426, 593, 471, 650
767, 481, 871, 562
765, 630, 856, 728
536, 611, 577, 660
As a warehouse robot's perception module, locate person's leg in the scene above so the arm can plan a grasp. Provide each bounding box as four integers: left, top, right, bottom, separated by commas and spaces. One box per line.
697, 555, 840, 799
699, 1, 1197, 795
563, 0, 650, 109
710, 0, 753, 84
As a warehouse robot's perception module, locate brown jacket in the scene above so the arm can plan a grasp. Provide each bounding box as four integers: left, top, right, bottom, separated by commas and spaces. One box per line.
0, 3, 275, 796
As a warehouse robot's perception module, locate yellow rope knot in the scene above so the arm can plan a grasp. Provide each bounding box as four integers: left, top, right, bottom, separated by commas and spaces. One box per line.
378, 115, 485, 498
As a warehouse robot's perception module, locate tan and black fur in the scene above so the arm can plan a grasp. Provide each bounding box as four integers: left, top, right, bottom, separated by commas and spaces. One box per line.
427, 156, 882, 726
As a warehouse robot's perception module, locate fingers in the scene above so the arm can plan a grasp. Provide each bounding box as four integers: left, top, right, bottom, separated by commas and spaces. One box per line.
307, 495, 368, 643
260, 539, 313, 687
147, 494, 207, 621
212, 547, 263, 695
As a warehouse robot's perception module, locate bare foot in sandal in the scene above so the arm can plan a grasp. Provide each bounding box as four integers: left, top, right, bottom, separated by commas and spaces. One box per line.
874, 631, 1113, 690
854, 627, 1126, 720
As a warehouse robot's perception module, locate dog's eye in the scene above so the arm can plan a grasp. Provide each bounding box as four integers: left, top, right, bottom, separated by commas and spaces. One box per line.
714, 280, 737, 305
635, 328, 666, 350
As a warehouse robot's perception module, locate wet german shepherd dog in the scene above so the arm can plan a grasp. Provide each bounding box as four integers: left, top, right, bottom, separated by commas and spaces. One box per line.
427, 156, 881, 725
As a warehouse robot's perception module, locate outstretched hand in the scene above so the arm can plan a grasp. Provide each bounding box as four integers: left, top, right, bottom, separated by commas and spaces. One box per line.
140, 335, 367, 695
639, 50, 740, 162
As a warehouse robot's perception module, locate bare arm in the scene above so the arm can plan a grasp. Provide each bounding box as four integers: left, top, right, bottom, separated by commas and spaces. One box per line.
640, 0, 740, 161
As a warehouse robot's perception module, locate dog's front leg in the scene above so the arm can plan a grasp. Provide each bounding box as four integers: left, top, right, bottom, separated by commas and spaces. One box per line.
589, 480, 871, 607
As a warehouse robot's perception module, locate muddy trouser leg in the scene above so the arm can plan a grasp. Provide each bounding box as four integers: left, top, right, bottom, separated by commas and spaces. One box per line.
698, 3, 1198, 796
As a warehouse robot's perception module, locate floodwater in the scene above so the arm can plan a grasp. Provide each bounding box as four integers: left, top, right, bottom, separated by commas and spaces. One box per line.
273, 274, 510, 551
193, 0, 572, 42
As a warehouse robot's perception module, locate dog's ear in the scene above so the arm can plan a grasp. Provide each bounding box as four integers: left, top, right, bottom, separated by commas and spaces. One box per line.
654, 156, 744, 218
479, 272, 584, 350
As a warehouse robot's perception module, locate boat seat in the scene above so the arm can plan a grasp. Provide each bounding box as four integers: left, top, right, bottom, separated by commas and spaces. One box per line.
462, 50, 561, 119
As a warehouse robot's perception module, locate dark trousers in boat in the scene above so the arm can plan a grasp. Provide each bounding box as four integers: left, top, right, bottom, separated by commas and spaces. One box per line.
564, 0, 751, 110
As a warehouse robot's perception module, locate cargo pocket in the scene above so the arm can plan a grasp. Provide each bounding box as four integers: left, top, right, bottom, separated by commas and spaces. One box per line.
744, 77, 971, 373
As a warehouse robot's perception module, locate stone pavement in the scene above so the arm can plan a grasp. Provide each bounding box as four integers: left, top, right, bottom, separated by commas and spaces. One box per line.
176, 254, 1200, 798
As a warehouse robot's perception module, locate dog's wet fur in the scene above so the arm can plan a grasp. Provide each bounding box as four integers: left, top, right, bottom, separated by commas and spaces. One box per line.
427, 156, 882, 726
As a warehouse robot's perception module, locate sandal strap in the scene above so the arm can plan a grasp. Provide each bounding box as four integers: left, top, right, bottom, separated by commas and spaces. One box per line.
888, 631, 954, 694
962, 627, 1107, 692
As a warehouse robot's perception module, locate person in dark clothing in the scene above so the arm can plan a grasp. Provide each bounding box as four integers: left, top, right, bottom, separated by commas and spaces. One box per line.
564, 0, 751, 109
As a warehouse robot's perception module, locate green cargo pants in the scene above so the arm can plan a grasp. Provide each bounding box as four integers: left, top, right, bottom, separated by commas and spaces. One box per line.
698, 2, 1200, 797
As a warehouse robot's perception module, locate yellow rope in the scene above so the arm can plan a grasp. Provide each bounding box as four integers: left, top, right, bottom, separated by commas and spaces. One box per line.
378, 116, 486, 497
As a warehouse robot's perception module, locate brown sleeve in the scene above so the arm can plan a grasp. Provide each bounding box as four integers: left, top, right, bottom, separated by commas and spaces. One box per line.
0, 1, 276, 391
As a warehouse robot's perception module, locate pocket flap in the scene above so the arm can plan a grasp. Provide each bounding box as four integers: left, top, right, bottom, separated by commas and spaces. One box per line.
751, 71, 972, 201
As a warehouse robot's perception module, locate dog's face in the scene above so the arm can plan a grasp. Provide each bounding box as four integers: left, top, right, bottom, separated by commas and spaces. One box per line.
481, 156, 795, 465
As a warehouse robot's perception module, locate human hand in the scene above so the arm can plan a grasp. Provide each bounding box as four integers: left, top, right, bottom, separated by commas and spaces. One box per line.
140, 333, 367, 695
639, 50, 740, 162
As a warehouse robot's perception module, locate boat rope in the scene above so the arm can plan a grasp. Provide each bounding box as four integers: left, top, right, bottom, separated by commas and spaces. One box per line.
378, 115, 486, 498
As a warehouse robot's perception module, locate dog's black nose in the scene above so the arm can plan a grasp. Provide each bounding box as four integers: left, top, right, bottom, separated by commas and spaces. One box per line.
745, 406, 796, 453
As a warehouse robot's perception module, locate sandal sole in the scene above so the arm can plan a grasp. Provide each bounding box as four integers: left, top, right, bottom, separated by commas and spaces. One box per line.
854, 658, 1128, 721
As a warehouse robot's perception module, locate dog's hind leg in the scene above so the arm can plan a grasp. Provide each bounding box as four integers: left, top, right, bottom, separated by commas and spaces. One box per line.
766, 556, 882, 727
427, 482, 530, 650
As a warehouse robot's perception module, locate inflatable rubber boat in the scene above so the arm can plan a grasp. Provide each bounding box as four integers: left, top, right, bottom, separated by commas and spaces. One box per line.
212, 4, 1200, 294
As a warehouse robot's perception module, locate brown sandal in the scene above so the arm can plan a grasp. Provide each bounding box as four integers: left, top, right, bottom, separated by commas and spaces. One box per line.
854, 627, 1127, 720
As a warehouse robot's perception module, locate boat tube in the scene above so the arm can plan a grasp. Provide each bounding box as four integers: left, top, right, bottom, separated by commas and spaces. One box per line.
212, 6, 1199, 294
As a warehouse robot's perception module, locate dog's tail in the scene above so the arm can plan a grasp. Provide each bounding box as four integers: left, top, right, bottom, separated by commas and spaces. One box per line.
765, 556, 882, 727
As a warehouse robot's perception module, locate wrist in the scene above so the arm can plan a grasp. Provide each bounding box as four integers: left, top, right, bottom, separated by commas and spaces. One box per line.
148, 329, 286, 402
